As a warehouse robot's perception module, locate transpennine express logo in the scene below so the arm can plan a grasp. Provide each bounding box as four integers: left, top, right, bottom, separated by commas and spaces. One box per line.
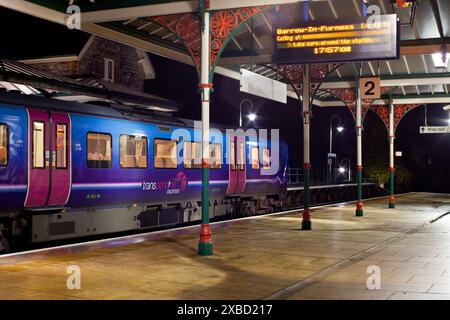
142, 172, 188, 195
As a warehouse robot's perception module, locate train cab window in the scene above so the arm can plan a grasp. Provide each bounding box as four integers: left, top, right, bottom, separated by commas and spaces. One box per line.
154, 139, 177, 169
238, 142, 245, 171
230, 141, 236, 171
262, 148, 271, 170
251, 147, 260, 170
87, 132, 112, 168
0, 124, 8, 166
210, 144, 222, 169
183, 141, 202, 169
120, 135, 148, 169
32, 122, 45, 168
56, 124, 68, 169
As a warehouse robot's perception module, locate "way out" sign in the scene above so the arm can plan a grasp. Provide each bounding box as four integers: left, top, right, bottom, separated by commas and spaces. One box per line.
420, 126, 450, 134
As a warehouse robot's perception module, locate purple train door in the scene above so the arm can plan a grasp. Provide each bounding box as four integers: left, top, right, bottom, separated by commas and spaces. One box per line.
25, 109, 71, 208
226, 135, 246, 195
47, 112, 71, 206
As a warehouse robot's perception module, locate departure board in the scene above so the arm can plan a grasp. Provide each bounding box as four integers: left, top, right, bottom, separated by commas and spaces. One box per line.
272, 15, 399, 65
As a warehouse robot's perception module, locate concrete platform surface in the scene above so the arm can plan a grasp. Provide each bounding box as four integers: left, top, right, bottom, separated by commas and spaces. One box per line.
1, 193, 450, 300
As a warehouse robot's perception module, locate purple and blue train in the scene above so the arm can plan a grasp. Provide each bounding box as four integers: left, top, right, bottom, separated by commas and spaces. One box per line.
0, 95, 288, 252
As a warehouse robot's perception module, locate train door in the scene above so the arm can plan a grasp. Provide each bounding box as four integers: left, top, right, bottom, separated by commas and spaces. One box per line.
227, 134, 246, 195
25, 109, 71, 208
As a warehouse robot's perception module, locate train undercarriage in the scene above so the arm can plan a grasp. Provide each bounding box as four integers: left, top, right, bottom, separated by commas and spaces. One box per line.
0, 183, 387, 253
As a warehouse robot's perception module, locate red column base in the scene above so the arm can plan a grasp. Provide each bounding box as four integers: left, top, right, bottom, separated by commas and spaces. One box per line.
355, 200, 364, 217
302, 208, 312, 230
389, 196, 395, 209
198, 224, 213, 256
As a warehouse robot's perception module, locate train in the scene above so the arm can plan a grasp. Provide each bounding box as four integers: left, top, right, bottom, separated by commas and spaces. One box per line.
0, 93, 289, 252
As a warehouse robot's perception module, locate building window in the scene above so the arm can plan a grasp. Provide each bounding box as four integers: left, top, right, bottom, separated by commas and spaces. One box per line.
154, 139, 177, 169
87, 132, 112, 168
183, 141, 202, 169
56, 124, 68, 169
32, 122, 45, 169
210, 144, 222, 169
262, 148, 271, 170
104, 58, 114, 82
120, 135, 148, 169
0, 124, 8, 167
251, 147, 260, 170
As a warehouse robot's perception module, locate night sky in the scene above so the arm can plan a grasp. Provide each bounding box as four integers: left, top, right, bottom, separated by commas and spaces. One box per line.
1, 7, 450, 193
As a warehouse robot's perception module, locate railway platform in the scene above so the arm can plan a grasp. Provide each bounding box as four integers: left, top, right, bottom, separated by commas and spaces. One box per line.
1, 193, 450, 300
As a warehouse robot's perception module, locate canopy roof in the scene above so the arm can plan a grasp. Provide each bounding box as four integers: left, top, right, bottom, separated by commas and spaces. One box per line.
0, 58, 180, 112
2, 0, 450, 105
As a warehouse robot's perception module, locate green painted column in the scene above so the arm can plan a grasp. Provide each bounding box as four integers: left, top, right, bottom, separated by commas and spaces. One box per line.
355, 71, 364, 217
356, 166, 364, 216
302, 65, 312, 230
198, 2, 213, 256
389, 102, 395, 209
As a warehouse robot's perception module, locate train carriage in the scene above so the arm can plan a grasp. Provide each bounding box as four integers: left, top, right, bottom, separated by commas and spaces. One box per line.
0, 98, 288, 252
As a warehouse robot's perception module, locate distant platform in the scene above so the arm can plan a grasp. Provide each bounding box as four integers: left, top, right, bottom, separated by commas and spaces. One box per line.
1, 193, 450, 300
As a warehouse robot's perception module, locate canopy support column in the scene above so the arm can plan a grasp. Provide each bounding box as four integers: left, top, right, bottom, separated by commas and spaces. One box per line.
389, 101, 396, 209
302, 65, 312, 230
355, 68, 364, 217
198, 5, 213, 256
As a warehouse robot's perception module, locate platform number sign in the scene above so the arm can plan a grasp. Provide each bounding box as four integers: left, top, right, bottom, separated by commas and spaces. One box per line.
360, 77, 381, 100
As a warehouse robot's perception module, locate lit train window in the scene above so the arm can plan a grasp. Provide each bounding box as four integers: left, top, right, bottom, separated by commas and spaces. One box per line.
183, 141, 202, 169
238, 142, 245, 171
0, 124, 8, 167
87, 132, 112, 168
32, 122, 45, 169
120, 135, 148, 169
251, 147, 260, 170
230, 141, 236, 171
56, 124, 67, 169
154, 139, 177, 169
210, 144, 222, 169
262, 148, 271, 170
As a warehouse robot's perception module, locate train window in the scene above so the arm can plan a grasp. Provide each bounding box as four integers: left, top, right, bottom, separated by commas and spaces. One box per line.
56, 124, 67, 169
87, 132, 112, 168
0, 124, 8, 167
154, 139, 177, 169
262, 148, 271, 169
251, 147, 260, 170
238, 142, 245, 171
183, 141, 202, 169
230, 141, 236, 171
210, 144, 222, 169
32, 122, 45, 169
120, 135, 148, 169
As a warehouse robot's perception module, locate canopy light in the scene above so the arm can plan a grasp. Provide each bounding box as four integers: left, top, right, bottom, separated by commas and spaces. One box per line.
432, 52, 449, 69
247, 113, 257, 122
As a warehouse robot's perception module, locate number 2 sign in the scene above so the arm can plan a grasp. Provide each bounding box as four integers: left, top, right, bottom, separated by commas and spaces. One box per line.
360, 77, 381, 100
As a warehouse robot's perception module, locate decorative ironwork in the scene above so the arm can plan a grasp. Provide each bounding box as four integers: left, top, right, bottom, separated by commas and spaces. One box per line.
150, 7, 267, 76
371, 104, 421, 132
271, 63, 342, 104
327, 86, 397, 121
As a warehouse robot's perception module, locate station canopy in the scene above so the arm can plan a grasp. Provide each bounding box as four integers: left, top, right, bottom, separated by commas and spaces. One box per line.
2, 0, 450, 106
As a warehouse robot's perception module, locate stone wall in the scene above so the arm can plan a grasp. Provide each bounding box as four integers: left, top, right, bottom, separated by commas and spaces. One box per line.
78, 37, 145, 91
30, 60, 78, 77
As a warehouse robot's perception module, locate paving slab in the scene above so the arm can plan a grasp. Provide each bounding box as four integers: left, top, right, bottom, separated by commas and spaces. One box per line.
0, 193, 449, 300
